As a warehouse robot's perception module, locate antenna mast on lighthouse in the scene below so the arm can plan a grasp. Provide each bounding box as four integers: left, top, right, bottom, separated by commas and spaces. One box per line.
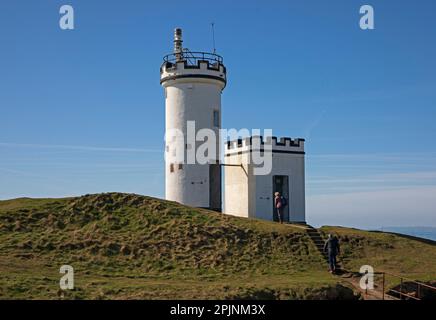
211, 22, 216, 54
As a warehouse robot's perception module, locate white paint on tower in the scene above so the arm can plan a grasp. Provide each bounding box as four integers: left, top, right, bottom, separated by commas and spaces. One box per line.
160, 28, 226, 211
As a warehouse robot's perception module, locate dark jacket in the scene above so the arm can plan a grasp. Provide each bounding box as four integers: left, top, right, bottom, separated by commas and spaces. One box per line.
324, 237, 340, 255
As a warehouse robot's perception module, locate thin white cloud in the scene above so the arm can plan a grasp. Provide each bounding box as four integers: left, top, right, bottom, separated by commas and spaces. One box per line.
308, 152, 436, 162
0, 142, 162, 153
0, 167, 73, 191
308, 171, 436, 184
303, 109, 327, 139
307, 186, 436, 229
297, 82, 436, 107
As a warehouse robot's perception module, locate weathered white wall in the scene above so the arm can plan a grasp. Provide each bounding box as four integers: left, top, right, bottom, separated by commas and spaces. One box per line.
223, 152, 251, 217
254, 153, 306, 222
224, 137, 306, 223
162, 62, 225, 208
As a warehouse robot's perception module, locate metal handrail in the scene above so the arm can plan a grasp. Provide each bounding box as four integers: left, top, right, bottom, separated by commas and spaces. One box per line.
163, 51, 224, 65
363, 271, 436, 300
388, 288, 420, 300
383, 271, 436, 291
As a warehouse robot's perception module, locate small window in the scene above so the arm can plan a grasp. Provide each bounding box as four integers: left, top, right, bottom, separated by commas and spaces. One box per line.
213, 110, 220, 127
170, 164, 174, 173
178, 164, 183, 170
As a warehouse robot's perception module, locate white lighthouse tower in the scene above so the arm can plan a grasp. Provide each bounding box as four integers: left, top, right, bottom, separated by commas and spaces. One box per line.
160, 28, 227, 211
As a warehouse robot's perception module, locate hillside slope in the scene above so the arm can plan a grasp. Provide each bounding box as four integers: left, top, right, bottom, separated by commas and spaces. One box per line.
0, 193, 434, 299
320, 226, 436, 295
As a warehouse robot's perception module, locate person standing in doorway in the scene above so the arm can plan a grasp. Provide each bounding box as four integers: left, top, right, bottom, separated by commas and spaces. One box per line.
274, 192, 284, 224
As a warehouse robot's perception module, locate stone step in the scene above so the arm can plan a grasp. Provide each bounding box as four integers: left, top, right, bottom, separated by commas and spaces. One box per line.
305, 226, 343, 269
308, 234, 324, 238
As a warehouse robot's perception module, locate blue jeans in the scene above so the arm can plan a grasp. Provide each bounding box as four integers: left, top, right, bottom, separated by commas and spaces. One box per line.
276, 208, 283, 223
328, 251, 337, 271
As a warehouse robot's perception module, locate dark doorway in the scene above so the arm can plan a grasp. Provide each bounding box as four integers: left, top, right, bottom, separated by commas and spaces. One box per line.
272, 175, 289, 222
209, 164, 222, 212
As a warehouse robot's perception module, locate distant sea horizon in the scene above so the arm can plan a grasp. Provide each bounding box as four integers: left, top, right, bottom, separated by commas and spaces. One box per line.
370, 226, 436, 241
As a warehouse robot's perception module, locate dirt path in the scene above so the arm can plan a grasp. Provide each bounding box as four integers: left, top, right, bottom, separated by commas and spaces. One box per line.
340, 273, 397, 300
290, 224, 397, 300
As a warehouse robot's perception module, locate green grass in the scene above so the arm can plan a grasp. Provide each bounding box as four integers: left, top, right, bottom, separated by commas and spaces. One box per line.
0, 193, 434, 299
320, 226, 436, 289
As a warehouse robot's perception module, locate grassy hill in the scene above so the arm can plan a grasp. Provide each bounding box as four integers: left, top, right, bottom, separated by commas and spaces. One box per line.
0, 193, 435, 299
320, 226, 436, 283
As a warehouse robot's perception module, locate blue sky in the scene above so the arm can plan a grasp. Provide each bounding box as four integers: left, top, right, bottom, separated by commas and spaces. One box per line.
1, 0, 436, 228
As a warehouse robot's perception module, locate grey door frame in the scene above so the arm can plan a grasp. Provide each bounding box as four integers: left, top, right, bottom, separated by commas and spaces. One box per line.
272, 175, 289, 222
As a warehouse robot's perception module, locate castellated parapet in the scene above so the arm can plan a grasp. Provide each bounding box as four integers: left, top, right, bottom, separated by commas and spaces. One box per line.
225, 136, 305, 156
160, 55, 227, 89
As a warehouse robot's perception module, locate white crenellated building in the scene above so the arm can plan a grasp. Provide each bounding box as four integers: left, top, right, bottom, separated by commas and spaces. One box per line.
224, 136, 306, 223
160, 28, 306, 223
